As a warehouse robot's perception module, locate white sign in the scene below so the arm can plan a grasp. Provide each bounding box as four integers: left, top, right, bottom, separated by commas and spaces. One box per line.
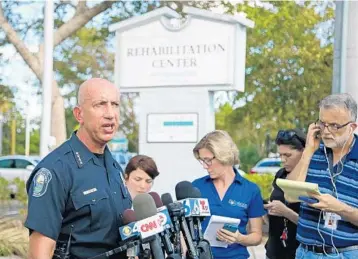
118, 36, 234, 87
147, 113, 198, 143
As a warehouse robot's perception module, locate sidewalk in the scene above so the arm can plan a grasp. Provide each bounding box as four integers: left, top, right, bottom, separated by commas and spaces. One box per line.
249, 243, 266, 259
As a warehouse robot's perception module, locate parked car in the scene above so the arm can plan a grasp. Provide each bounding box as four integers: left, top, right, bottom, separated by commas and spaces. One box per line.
0, 155, 41, 195
249, 158, 281, 175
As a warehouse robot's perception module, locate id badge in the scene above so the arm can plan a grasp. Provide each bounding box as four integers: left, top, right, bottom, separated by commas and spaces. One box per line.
324, 212, 341, 230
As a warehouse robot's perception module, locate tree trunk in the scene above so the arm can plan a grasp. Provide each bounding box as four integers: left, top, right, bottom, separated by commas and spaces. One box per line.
51, 80, 67, 147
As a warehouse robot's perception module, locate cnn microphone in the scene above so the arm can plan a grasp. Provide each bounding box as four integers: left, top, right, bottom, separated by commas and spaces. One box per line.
133, 193, 165, 259
149, 192, 182, 259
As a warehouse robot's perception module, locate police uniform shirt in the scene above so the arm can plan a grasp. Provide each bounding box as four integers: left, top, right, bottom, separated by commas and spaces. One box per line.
192, 168, 266, 259
25, 132, 132, 258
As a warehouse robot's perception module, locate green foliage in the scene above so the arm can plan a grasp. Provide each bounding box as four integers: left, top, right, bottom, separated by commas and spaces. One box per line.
11, 178, 27, 206
244, 174, 274, 200
216, 2, 334, 155
239, 144, 262, 173
0, 177, 10, 200
1, 117, 40, 155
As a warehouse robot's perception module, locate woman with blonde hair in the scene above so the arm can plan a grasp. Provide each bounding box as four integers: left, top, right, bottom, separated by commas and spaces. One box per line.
192, 130, 265, 259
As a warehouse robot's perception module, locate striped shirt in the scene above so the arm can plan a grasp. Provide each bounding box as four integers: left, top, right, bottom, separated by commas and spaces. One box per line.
297, 135, 358, 247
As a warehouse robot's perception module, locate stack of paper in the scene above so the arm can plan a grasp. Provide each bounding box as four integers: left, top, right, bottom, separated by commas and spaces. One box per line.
276, 178, 321, 203
203, 215, 241, 248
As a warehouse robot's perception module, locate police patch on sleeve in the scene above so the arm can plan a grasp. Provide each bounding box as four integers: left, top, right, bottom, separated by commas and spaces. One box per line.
32, 168, 52, 197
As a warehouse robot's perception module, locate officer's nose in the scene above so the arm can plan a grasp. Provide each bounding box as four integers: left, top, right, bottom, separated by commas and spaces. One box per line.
104, 104, 115, 120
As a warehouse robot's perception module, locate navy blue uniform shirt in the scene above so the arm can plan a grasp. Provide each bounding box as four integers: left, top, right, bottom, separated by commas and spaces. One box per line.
25, 132, 132, 258
192, 168, 265, 259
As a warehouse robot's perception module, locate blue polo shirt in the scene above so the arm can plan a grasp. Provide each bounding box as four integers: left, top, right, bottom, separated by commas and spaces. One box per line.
25, 132, 132, 258
297, 135, 358, 247
192, 169, 265, 259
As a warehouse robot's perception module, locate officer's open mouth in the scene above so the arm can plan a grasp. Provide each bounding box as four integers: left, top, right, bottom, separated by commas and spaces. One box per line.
102, 123, 115, 131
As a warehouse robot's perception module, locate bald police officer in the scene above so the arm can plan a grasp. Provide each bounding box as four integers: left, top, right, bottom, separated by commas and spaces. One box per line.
25, 78, 131, 259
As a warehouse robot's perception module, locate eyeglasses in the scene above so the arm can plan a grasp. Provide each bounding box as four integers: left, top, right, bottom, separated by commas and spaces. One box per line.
276, 130, 304, 145
198, 156, 215, 166
315, 119, 352, 133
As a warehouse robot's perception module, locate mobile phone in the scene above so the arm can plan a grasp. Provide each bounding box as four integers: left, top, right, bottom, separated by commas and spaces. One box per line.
263, 200, 269, 205
314, 131, 321, 139
223, 223, 239, 233
298, 196, 319, 204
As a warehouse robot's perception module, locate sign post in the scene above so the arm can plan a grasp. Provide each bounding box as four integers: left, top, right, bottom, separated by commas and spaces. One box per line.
109, 6, 254, 196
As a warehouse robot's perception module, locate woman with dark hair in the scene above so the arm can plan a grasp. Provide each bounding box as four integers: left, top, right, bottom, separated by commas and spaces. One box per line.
264, 129, 306, 259
124, 155, 159, 199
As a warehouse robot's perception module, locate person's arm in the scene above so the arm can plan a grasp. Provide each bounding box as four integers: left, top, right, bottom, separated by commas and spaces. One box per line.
264, 200, 299, 224
25, 166, 67, 259
236, 217, 263, 246
28, 232, 56, 259
339, 203, 358, 227
309, 193, 358, 227
286, 123, 321, 181
283, 207, 299, 224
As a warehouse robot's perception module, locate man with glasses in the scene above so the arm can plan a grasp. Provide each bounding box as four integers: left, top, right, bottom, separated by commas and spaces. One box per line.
287, 93, 358, 259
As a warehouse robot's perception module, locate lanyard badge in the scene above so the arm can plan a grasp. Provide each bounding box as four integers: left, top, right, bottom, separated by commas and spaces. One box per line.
280, 218, 288, 248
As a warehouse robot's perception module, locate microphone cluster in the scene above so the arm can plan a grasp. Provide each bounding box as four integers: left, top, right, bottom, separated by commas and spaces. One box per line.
89, 181, 214, 259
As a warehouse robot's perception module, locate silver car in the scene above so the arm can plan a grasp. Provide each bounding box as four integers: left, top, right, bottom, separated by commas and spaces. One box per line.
249, 158, 282, 175
0, 155, 41, 195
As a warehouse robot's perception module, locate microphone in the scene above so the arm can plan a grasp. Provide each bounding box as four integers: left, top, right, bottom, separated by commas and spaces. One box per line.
165, 189, 199, 259
161, 193, 182, 255
133, 193, 165, 259
120, 209, 140, 259
175, 182, 213, 259
189, 188, 213, 259
149, 192, 182, 259
176, 181, 199, 244
119, 209, 140, 241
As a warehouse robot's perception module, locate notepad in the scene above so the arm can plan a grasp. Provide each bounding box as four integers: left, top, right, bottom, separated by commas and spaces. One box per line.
203, 215, 241, 248
276, 178, 321, 203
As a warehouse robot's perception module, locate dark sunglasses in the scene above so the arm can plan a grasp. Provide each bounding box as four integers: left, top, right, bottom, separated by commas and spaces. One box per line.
276, 130, 305, 145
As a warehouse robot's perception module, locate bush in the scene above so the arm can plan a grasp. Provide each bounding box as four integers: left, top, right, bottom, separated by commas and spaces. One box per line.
244, 173, 275, 200
0, 177, 10, 200
0, 216, 28, 257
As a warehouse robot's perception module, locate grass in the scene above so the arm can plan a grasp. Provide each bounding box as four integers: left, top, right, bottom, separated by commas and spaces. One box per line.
0, 217, 28, 258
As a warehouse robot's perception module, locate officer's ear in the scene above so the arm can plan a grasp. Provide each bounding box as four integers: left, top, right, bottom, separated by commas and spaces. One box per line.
73, 106, 84, 124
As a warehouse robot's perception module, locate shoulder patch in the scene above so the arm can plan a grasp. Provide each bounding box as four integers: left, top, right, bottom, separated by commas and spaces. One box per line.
32, 168, 52, 197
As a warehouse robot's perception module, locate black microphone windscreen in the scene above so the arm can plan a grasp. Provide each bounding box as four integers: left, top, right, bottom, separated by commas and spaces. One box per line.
148, 192, 163, 208
175, 181, 193, 200
161, 193, 173, 206
192, 187, 201, 198
133, 193, 157, 220
123, 209, 136, 225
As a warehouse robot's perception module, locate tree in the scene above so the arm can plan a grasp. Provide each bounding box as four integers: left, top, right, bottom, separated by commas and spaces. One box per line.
216, 1, 334, 157
0, 1, 149, 147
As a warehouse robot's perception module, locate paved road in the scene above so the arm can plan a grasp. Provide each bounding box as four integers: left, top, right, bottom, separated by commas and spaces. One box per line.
249, 243, 266, 259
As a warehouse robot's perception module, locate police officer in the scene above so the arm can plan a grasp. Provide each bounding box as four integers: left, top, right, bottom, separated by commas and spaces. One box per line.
25, 78, 132, 259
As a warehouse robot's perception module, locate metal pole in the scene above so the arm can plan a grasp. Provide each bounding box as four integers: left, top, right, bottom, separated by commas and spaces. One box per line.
345, 1, 358, 103
0, 112, 3, 155
40, 0, 54, 157
25, 112, 30, 156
